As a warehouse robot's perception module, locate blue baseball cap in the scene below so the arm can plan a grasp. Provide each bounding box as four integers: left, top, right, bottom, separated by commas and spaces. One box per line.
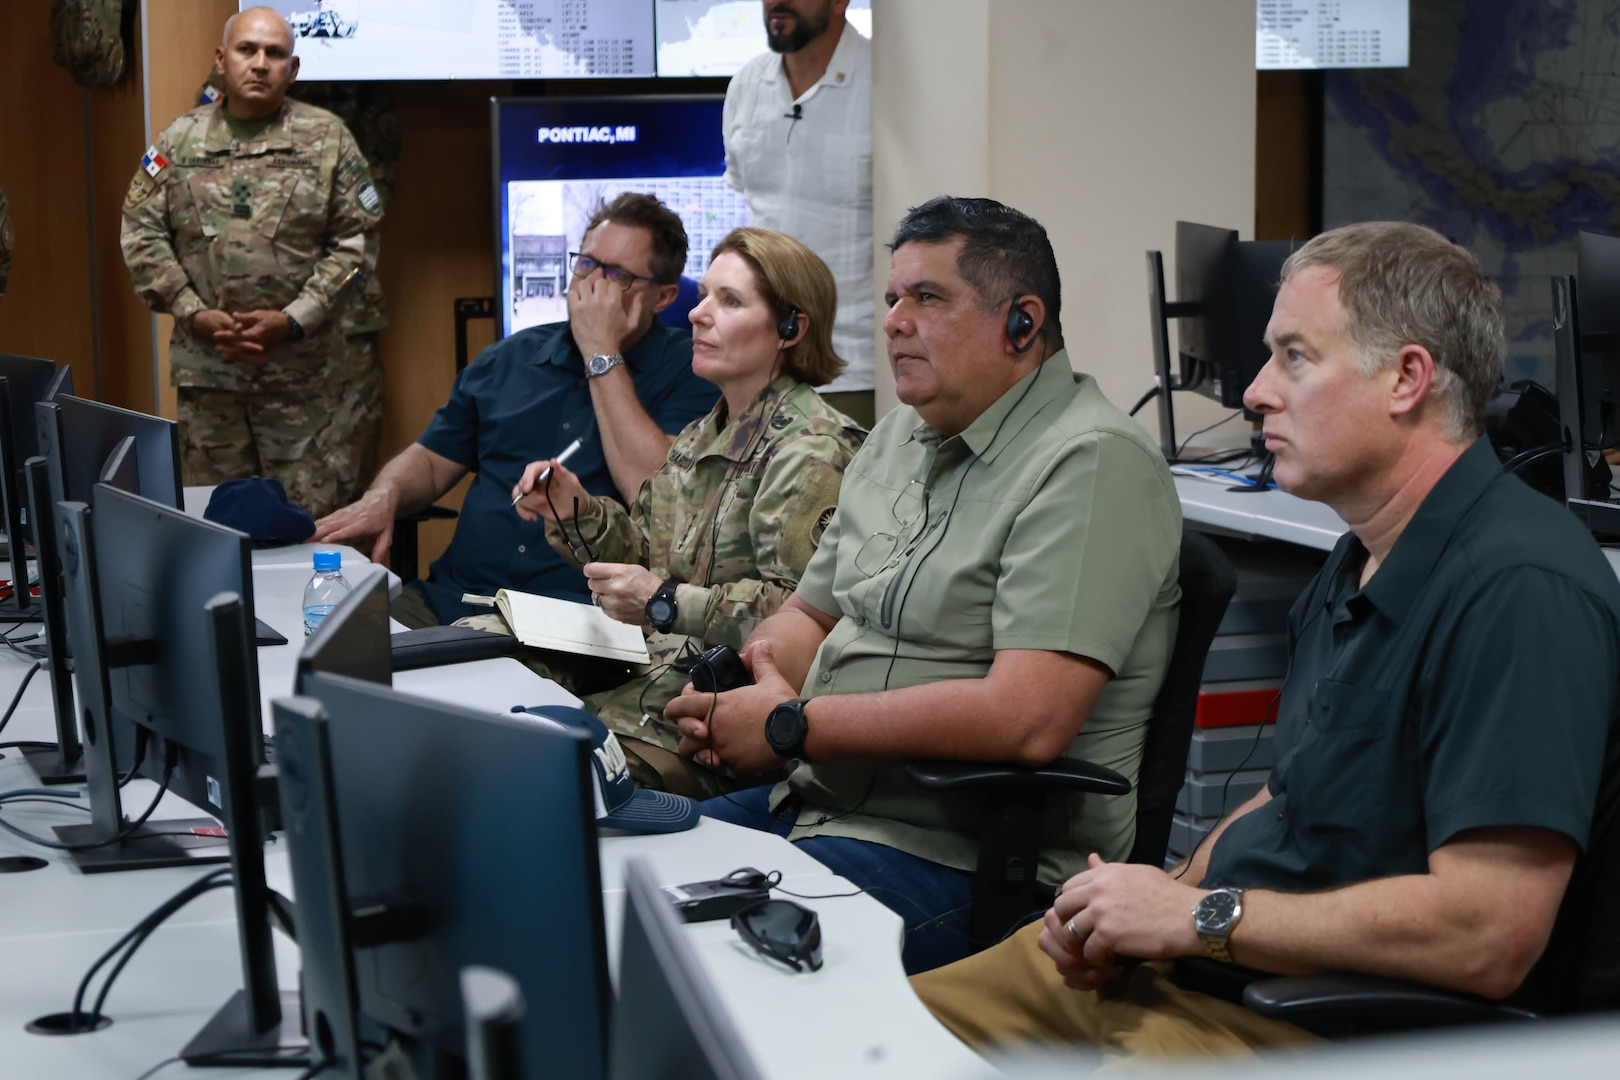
204, 476, 315, 543
512, 705, 700, 834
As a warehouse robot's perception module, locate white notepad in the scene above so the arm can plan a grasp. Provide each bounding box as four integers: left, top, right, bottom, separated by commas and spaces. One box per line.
468, 588, 651, 666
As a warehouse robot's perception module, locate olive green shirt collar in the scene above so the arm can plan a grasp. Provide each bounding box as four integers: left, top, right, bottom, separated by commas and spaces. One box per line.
903, 349, 1076, 466
202, 100, 299, 154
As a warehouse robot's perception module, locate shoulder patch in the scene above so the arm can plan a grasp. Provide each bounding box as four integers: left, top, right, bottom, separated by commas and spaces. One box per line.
811, 506, 836, 545
337, 156, 368, 190
124, 170, 158, 212
357, 180, 382, 214
140, 145, 169, 178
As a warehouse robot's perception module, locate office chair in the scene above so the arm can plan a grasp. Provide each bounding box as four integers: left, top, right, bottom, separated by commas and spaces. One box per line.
904, 528, 1238, 949
390, 504, 459, 584
1206, 755, 1620, 1037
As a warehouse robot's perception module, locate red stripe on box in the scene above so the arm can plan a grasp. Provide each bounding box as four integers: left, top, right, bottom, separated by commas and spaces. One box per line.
1195, 687, 1280, 728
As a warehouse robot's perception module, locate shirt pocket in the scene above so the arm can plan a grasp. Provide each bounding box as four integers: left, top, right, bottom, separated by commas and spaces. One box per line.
822, 131, 871, 214
1289, 679, 1396, 836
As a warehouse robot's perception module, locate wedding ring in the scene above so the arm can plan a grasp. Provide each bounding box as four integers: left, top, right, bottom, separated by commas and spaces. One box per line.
1065, 918, 1079, 939
591, 594, 601, 607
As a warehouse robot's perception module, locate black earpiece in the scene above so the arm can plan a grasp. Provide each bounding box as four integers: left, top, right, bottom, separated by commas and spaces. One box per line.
1006, 297, 1036, 353
777, 308, 801, 342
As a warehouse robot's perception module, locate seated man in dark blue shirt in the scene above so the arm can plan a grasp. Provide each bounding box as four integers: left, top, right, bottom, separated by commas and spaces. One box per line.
313, 193, 718, 624
911, 221, 1620, 1059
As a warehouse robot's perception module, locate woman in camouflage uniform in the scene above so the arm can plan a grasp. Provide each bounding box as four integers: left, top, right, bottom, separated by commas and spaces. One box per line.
513, 228, 865, 796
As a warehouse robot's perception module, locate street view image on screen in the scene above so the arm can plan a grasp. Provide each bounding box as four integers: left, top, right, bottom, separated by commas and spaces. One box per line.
493, 96, 751, 338
654, 0, 869, 77
251, 0, 656, 80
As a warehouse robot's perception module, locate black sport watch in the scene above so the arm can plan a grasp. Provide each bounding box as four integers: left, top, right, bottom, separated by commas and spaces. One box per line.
764, 698, 811, 760
645, 580, 678, 633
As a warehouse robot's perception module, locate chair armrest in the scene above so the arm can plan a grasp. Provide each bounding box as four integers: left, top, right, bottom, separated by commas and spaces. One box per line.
391, 505, 459, 584
903, 758, 1131, 796
397, 505, 459, 524
1241, 973, 1539, 1030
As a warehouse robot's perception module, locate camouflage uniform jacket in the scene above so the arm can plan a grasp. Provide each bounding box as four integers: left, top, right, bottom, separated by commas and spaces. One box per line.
548, 375, 865, 749
120, 98, 383, 392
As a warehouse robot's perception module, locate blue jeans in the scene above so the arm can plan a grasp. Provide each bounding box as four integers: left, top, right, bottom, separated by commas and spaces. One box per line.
701, 786, 977, 974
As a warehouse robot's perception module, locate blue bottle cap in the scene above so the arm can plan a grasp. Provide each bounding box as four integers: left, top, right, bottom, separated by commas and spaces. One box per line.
313, 550, 342, 572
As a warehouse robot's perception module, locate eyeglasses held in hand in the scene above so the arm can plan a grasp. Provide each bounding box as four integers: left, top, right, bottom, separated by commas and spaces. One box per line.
729, 899, 823, 973
569, 252, 657, 291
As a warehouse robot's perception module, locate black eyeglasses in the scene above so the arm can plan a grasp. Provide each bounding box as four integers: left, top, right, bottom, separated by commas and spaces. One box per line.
730, 899, 823, 973
569, 252, 657, 291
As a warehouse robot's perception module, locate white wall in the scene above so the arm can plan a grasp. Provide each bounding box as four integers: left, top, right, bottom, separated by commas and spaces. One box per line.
871, 0, 1257, 445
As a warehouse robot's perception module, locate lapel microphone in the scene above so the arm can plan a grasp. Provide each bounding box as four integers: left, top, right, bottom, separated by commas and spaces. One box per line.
784, 104, 803, 121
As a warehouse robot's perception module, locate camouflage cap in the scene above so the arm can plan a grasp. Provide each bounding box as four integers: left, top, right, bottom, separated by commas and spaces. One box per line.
50, 0, 133, 89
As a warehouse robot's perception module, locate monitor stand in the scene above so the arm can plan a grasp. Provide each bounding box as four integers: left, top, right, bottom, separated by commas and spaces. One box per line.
181, 989, 306, 1067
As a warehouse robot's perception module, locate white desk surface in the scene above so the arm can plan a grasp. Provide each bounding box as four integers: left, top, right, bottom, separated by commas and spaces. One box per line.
0, 559, 979, 1080
1174, 473, 1348, 551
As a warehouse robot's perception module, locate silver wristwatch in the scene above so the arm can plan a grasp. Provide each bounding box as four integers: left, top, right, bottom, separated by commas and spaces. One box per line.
585, 352, 625, 378
1193, 887, 1244, 963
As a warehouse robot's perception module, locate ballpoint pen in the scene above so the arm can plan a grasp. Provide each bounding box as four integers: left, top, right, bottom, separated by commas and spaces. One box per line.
512, 436, 584, 506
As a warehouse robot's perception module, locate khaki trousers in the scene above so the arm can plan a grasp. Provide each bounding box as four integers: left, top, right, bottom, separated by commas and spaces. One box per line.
911, 921, 1317, 1062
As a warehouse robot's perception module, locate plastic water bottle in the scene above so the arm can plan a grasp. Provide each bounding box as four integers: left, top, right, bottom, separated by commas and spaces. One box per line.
303, 550, 351, 637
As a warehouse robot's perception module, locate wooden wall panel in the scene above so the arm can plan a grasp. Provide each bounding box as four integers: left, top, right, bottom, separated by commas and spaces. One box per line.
376, 81, 509, 576
0, 0, 95, 383
90, 39, 153, 413
1255, 71, 1316, 242
142, 0, 238, 418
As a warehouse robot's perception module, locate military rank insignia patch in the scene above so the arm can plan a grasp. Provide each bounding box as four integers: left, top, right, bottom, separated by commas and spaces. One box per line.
811, 506, 837, 545
357, 181, 381, 213
124, 170, 157, 211
141, 145, 168, 178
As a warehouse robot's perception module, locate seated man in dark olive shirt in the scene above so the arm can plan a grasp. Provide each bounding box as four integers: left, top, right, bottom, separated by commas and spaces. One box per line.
911, 221, 1620, 1060
312, 193, 717, 625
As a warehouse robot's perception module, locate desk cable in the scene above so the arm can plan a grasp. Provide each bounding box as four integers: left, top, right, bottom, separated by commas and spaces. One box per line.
0, 655, 44, 740
1172, 688, 1281, 881
0, 739, 175, 852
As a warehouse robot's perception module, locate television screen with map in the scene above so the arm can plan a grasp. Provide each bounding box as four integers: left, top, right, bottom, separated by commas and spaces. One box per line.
492, 96, 751, 338
248, 0, 656, 80
654, 0, 870, 77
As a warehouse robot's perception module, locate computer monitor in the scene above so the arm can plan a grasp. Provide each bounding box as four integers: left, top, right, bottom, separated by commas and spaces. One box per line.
1145, 222, 1300, 461
274, 670, 612, 1079
18, 454, 82, 784
52, 485, 298, 1061
612, 858, 765, 1080
42, 394, 183, 512
296, 570, 392, 691
0, 354, 70, 620
52, 484, 262, 870
1553, 234, 1620, 534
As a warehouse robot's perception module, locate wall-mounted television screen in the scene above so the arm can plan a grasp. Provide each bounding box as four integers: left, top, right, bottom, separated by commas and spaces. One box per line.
653, 0, 870, 77
251, 0, 656, 80
248, 0, 869, 80
492, 95, 750, 338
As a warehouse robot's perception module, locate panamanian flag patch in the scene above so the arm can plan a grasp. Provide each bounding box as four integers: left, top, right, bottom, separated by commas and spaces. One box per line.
141, 145, 169, 178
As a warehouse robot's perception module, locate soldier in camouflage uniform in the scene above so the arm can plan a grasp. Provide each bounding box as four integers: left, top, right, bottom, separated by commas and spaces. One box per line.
0, 188, 11, 298
201, 70, 400, 494
121, 7, 383, 518
500, 229, 865, 796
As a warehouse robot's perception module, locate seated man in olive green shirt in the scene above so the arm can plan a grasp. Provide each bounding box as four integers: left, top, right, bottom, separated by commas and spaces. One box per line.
665, 196, 1183, 974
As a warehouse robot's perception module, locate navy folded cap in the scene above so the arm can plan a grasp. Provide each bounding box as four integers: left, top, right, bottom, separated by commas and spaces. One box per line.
512, 704, 701, 834
204, 476, 316, 543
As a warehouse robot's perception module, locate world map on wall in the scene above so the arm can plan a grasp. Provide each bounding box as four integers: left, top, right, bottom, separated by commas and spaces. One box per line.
1323, 0, 1620, 387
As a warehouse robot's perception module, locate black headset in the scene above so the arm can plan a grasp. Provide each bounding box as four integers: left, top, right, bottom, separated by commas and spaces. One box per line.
777, 307, 801, 342
1006, 296, 1036, 353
